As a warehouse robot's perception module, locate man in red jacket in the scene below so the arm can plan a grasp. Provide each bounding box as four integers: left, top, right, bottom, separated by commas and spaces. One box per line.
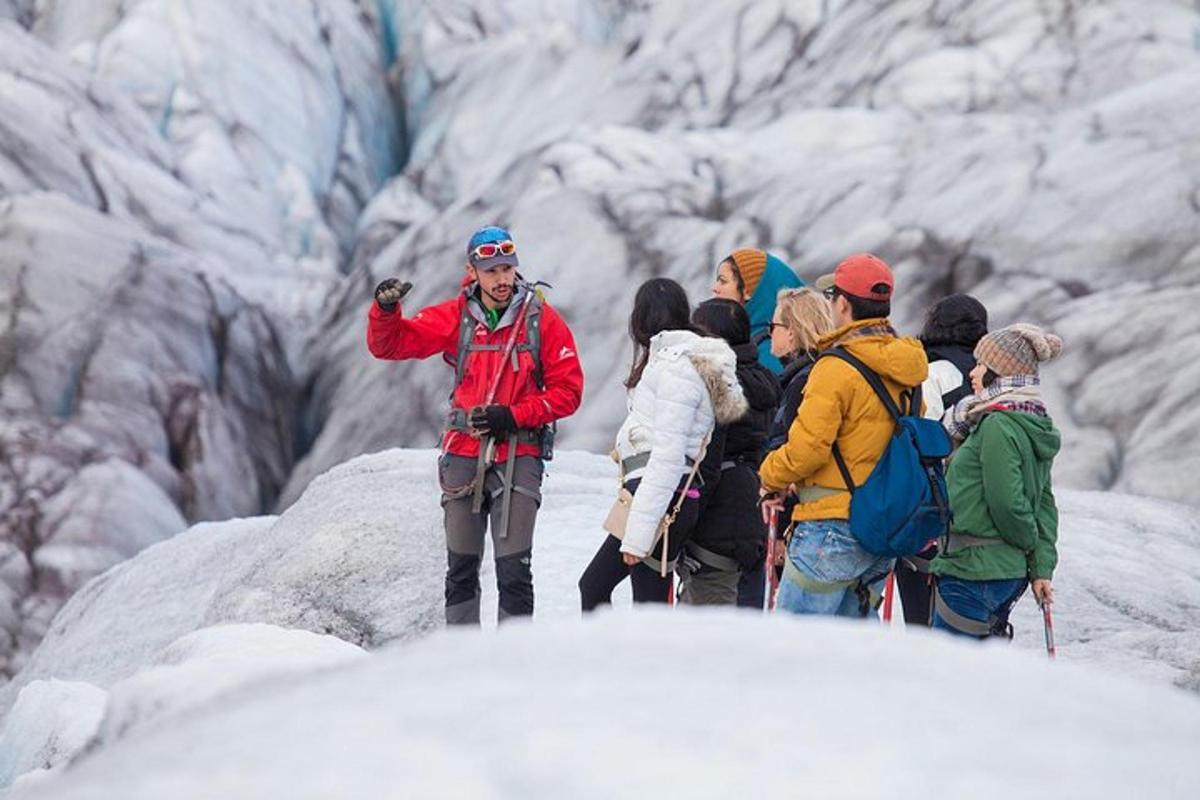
367, 226, 584, 625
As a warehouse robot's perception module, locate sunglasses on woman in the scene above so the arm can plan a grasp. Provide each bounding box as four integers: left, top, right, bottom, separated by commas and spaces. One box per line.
470, 240, 516, 260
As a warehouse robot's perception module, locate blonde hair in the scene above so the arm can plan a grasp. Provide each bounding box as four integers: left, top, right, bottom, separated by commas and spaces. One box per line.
775, 287, 834, 356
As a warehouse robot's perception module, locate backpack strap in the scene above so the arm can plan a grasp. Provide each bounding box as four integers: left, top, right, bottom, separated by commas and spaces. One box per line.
452, 302, 478, 395
818, 346, 920, 493
821, 347, 912, 421
523, 291, 545, 390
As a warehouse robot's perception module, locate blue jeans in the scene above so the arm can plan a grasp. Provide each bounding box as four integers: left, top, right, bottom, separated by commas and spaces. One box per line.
776, 519, 894, 618
932, 575, 1028, 639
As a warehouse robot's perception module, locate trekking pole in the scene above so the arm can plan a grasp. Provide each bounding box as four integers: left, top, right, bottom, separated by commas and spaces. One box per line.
1040, 600, 1057, 660
881, 571, 896, 624
662, 522, 675, 606
765, 509, 780, 611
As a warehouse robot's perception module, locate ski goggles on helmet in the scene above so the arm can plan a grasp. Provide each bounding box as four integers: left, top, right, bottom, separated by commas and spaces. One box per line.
469, 240, 516, 262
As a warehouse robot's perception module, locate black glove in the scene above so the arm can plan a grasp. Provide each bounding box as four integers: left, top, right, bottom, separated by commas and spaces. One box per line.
374, 278, 412, 311
469, 405, 517, 439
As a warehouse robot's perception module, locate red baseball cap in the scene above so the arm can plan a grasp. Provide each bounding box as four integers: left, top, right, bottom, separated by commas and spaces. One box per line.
814, 253, 894, 301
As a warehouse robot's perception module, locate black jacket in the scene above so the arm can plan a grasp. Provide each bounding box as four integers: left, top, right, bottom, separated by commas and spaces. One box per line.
765, 353, 816, 452
693, 342, 781, 567
760, 353, 819, 528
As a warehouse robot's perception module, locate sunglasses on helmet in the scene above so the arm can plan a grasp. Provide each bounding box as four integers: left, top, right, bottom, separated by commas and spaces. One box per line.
470, 240, 516, 261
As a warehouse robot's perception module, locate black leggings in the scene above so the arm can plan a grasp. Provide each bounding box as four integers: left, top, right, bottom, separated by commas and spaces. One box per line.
895, 548, 938, 626
579, 497, 698, 610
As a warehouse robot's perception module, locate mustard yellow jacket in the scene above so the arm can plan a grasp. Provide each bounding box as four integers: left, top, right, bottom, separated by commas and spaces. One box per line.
759, 319, 928, 522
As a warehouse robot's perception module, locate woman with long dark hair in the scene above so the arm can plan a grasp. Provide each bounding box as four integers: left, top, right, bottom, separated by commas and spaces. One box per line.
675, 299, 780, 605
579, 279, 747, 608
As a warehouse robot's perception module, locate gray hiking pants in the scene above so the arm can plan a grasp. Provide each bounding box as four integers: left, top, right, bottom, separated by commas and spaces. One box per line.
439, 453, 543, 626
677, 551, 741, 606
679, 566, 740, 605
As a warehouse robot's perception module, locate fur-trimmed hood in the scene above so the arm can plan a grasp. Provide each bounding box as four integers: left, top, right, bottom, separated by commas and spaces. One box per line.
649, 330, 749, 424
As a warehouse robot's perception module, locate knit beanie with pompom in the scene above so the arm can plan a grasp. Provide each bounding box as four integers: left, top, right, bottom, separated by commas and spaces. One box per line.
974, 323, 1063, 376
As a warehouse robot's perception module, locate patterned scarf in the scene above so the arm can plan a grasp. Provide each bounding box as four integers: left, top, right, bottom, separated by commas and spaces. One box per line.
945, 374, 1047, 442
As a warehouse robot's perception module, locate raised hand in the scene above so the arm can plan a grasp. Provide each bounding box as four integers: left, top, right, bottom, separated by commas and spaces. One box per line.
374, 278, 412, 311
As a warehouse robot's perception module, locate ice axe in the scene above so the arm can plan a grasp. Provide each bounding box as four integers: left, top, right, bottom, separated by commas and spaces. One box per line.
765, 508, 781, 611
1040, 599, 1057, 660
469, 289, 536, 517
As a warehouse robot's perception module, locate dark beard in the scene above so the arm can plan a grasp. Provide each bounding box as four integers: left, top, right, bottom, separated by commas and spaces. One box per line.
482, 284, 514, 307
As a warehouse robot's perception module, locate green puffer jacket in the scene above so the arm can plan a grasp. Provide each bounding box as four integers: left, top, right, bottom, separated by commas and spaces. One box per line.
931, 410, 1060, 582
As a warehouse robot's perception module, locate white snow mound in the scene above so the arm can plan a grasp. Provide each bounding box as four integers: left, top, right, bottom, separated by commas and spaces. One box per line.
6, 449, 1199, 718
0, 623, 365, 790
0, 679, 105, 786
10, 612, 1200, 799
0, 449, 616, 714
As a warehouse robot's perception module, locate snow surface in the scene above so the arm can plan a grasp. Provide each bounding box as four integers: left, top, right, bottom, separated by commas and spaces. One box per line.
0, 622, 365, 788
0, 448, 1197, 793
0, 450, 611, 715
0, 678, 104, 786
7, 613, 1200, 799
91, 623, 366, 748
5, 449, 1197, 717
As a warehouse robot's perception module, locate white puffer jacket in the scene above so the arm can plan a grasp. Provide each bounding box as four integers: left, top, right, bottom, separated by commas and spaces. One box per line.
615, 330, 749, 558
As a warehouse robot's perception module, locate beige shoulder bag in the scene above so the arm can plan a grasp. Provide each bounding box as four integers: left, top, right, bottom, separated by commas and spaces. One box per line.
603, 435, 709, 576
